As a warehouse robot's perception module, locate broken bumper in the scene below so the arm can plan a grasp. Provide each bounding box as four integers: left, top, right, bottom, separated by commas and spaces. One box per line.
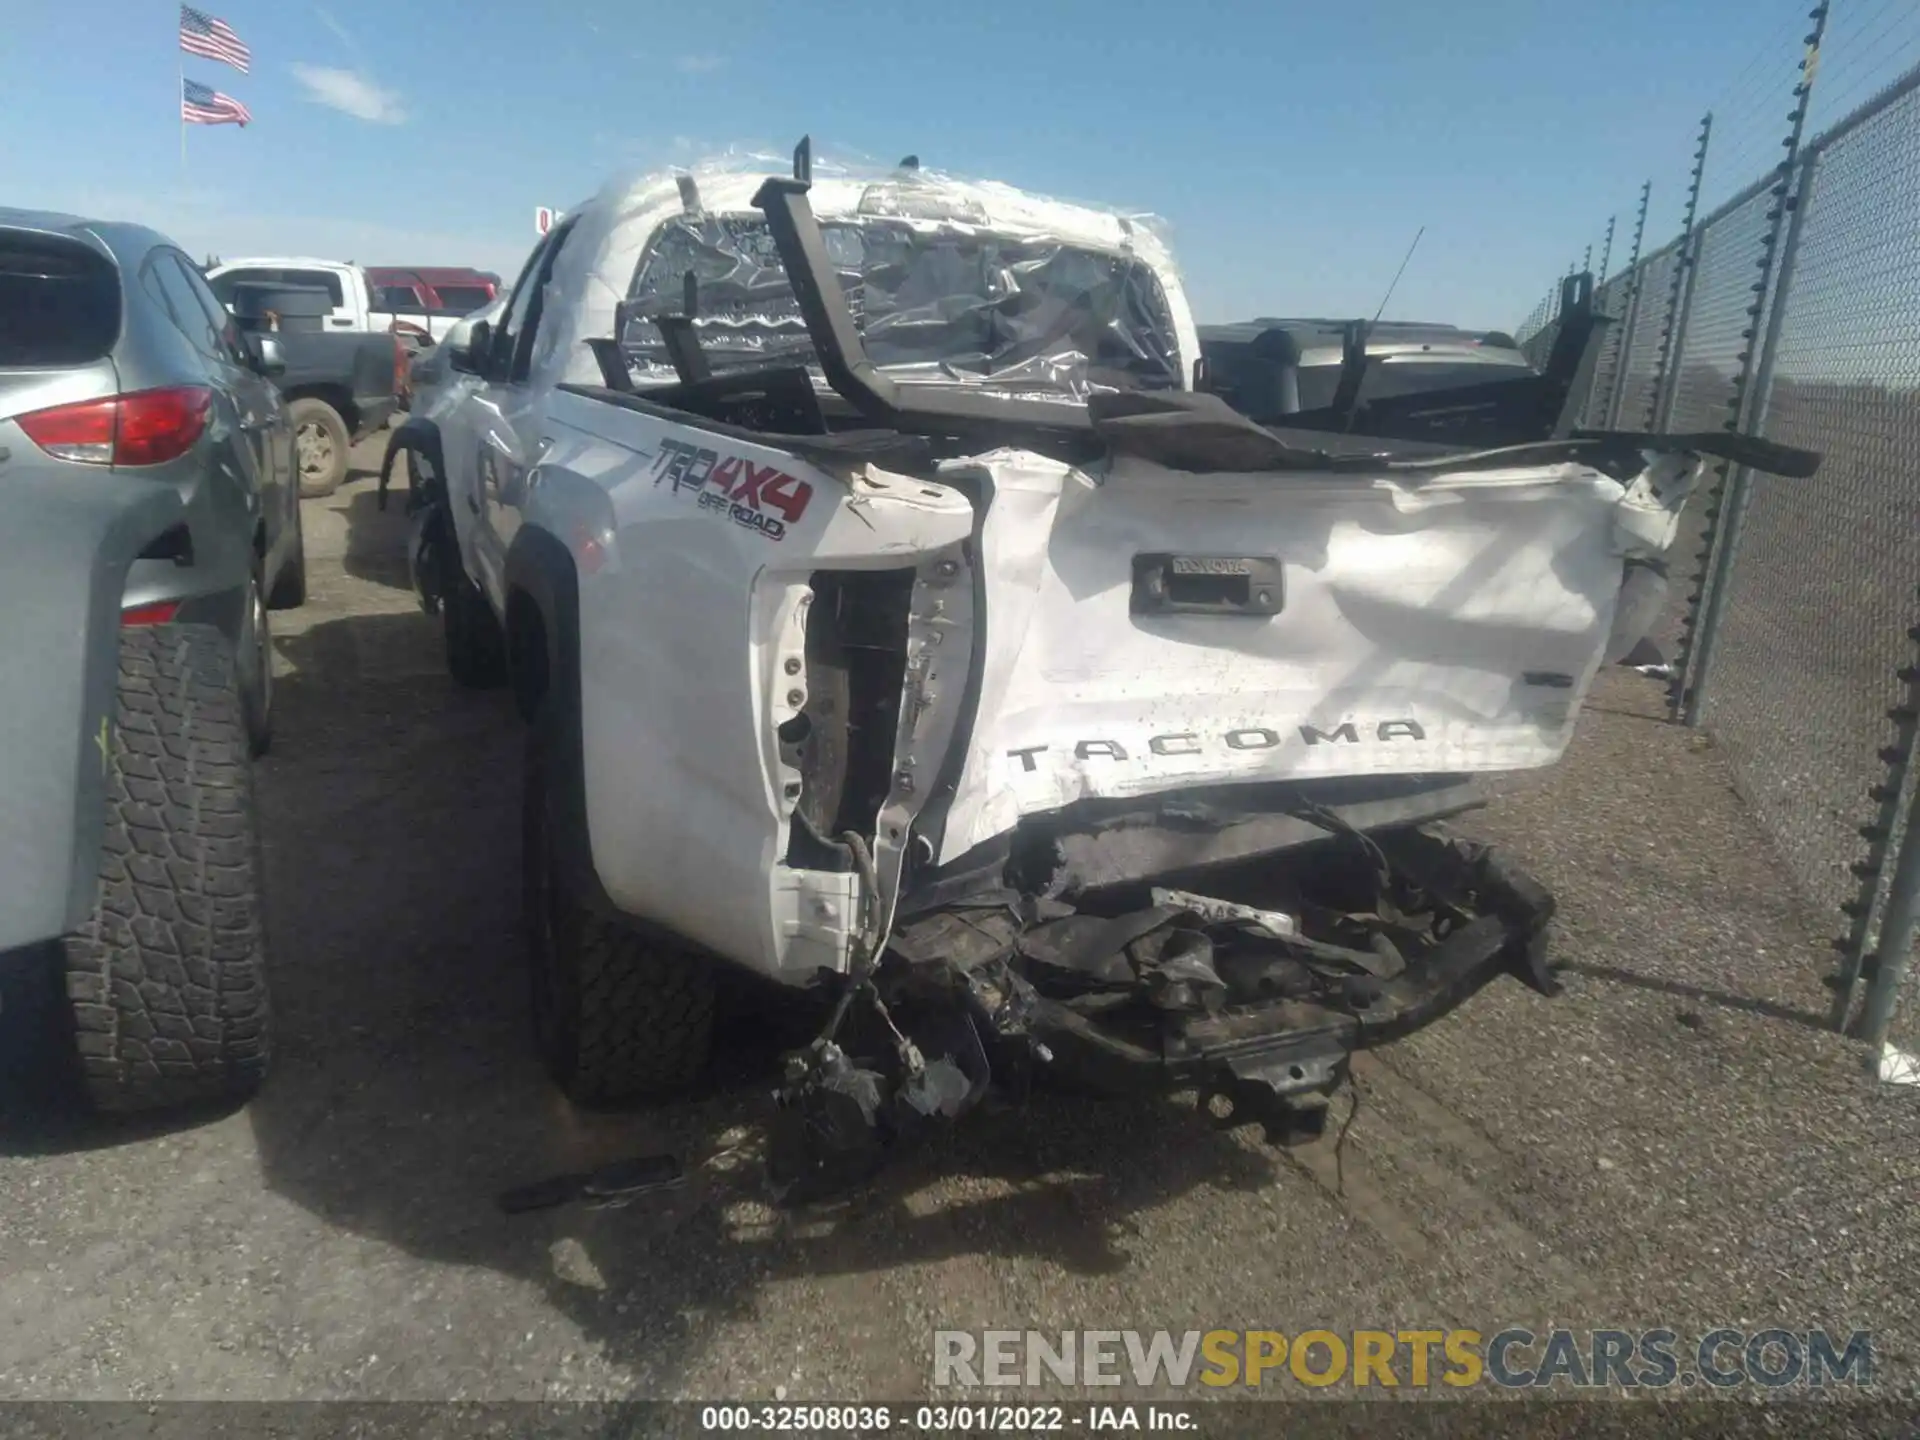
769, 822, 1557, 1201
991, 832, 1557, 1134
1030, 911, 1547, 1148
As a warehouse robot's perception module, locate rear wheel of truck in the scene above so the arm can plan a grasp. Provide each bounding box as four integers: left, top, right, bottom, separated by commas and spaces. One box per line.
290, 398, 350, 499
522, 704, 715, 1107
63, 624, 271, 1114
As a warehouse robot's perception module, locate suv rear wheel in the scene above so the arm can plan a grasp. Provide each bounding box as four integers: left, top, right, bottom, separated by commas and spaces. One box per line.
63, 624, 271, 1112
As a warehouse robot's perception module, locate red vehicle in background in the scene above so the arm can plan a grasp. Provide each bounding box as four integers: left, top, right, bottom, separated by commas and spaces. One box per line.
365, 268, 500, 406
366, 266, 500, 316
367, 267, 499, 346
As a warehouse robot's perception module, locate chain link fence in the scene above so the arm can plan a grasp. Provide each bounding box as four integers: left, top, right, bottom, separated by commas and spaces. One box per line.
1615, 247, 1686, 433
1513, 54, 1920, 1063
1579, 272, 1634, 427
1698, 73, 1920, 1053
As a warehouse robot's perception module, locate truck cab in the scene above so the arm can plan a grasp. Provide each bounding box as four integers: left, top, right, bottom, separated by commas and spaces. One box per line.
207, 257, 476, 349
207, 257, 368, 333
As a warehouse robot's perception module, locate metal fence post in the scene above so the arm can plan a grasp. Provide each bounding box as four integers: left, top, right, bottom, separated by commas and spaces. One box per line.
1651, 114, 1713, 432
1652, 235, 1700, 433
1674, 1, 1828, 726
1601, 180, 1652, 429
1857, 767, 1920, 1049
1831, 618, 1920, 1029
1679, 152, 1817, 728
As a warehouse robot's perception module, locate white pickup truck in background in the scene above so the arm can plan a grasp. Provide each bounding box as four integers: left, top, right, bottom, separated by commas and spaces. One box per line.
205, 256, 466, 347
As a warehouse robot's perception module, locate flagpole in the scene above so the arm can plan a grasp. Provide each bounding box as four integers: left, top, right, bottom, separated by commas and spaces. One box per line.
177, 39, 186, 177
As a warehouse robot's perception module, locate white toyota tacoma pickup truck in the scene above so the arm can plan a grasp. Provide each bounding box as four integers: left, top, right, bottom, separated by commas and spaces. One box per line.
379, 142, 1817, 1202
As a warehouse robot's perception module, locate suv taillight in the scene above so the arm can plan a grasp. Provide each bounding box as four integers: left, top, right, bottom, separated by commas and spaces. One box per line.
16, 386, 213, 467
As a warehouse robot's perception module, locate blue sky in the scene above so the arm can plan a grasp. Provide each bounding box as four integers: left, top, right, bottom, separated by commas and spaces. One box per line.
6, 0, 1916, 328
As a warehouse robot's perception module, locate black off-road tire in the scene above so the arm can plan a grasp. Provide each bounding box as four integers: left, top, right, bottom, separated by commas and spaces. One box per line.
63, 624, 270, 1113
523, 705, 714, 1106
289, 397, 350, 499
443, 566, 508, 689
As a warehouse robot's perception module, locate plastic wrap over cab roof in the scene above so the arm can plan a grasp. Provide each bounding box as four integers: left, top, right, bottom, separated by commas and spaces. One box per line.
530, 151, 1201, 401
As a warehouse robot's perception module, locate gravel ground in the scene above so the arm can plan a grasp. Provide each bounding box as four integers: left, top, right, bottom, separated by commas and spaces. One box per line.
2, 430, 1917, 1408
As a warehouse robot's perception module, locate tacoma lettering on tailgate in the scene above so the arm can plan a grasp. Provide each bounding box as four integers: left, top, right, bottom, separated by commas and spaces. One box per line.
1007, 719, 1429, 771
651, 437, 814, 541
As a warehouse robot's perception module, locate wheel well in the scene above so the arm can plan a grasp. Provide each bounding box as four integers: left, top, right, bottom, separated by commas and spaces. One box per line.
507, 586, 549, 722
503, 528, 582, 726
381, 418, 442, 501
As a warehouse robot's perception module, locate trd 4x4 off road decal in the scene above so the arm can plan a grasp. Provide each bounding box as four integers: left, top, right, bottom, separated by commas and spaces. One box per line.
650, 437, 814, 541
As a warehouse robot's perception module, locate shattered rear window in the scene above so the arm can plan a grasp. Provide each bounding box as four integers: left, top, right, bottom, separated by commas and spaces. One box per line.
621, 212, 1182, 401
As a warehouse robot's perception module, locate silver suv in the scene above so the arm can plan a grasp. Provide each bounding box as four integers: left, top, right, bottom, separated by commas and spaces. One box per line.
1, 209, 299, 1114
0, 208, 305, 753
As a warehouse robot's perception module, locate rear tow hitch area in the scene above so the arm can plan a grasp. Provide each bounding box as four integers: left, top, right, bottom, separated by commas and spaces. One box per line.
766, 821, 1556, 1206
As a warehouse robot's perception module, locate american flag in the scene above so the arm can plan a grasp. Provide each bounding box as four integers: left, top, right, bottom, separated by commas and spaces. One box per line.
179, 6, 250, 73
182, 78, 253, 127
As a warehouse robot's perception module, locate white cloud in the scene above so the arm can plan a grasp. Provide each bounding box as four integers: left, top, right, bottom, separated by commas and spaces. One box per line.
674, 54, 725, 74
290, 64, 407, 125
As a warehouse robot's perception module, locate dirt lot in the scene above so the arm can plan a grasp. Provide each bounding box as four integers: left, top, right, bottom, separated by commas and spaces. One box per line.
2, 428, 1918, 1404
